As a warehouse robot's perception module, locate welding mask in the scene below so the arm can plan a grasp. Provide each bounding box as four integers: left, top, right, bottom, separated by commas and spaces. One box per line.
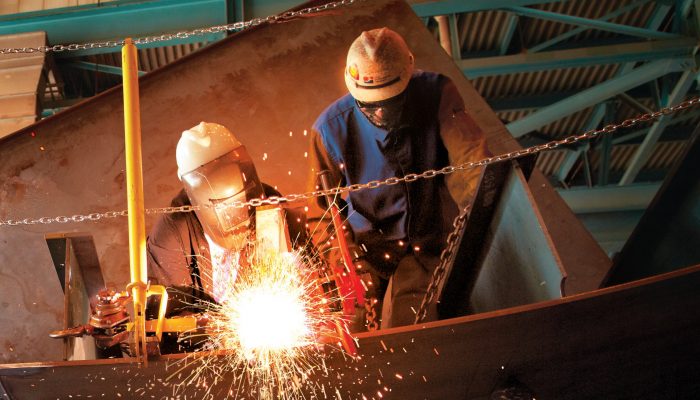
177, 122, 264, 250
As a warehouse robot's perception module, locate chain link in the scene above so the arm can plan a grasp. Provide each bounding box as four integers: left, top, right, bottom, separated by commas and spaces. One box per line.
414, 206, 470, 324
364, 297, 379, 331
0, 0, 357, 54
0, 97, 698, 228
411, 96, 700, 323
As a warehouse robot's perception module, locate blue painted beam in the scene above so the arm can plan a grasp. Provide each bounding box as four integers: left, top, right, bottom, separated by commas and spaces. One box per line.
575, 210, 645, 256
230, 0, 245, 21
559, 2, 673, 175
612, 109, 700, 144
489, 91, 580, 111
597, 103, 616, 186
489, 88, 659, 111
527, 0, 653, 53
619, 69, 697, 185
67, 61, 146, 77
554, 104, 606, 183
243, 0, 304, 19
498, 13, 519, 55
504, 5, 681, 39
0, 0, 143, 20
555, 146, 584, 184
506, 58, 691, 137
460, 38, 695, 78
645, 3, 673, 36
0, 0, 226, 47
557, 183, 661, 214
407, 0, 565, 17
448, 13, 461, 59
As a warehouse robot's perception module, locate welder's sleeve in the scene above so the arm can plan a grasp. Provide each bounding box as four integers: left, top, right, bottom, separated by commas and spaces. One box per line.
308, 128, 346, 210
438, 79, 491, 209
146, 214, 193, 288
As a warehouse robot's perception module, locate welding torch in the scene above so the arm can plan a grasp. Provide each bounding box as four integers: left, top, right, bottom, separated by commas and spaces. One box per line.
317, 171, 366, 312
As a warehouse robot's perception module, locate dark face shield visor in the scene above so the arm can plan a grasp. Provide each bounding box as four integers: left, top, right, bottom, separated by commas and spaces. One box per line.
356, 92, 407, 130
180, 146, 263, 249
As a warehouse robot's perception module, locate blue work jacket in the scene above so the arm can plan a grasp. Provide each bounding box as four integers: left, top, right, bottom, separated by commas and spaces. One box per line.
310, 71, 489, 275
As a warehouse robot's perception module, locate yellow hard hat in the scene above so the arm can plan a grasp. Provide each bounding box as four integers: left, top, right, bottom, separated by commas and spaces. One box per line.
344, 27, 414, 103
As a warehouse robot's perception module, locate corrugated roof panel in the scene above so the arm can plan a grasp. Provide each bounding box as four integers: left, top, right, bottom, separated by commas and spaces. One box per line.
646, 140, 688, 169
540, 106, 594, 137
455, 0, 662, 59
472, 64, 619, 99
588, 140, 688, 174
519, 0, 658, 48
535, 149, 568, 176
496, 109, 532, 125
460, 10, 511, 52
611, 144, 638, 171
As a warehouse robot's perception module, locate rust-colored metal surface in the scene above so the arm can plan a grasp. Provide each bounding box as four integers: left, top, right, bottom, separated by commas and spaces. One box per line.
2, 264, 699, 399
0, 0, 610, 363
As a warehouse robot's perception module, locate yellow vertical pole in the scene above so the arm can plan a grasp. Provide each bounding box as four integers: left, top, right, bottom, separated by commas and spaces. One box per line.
122, 38, 148, 364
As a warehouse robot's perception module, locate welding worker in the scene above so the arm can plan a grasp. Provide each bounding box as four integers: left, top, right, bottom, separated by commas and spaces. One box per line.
147, 122, 307, 319
309, 27, 490, 328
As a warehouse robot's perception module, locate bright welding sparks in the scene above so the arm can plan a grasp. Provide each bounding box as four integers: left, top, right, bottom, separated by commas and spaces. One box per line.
219, 252, 312, 360
172, 246, 348, 399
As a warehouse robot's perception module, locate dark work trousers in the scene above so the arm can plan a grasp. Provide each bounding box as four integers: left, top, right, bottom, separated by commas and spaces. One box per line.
380, 251, 440, 329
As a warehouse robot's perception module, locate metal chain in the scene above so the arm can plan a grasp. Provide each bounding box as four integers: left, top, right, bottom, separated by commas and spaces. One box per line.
364, 297, 379, 331
412, 96, 700, 323
414, 206, 469, 324
1, 97, 698, 228
0, 0, 357, 54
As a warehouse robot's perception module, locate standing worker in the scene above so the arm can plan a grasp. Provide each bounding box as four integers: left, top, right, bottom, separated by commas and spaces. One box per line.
309, 27, 490, 328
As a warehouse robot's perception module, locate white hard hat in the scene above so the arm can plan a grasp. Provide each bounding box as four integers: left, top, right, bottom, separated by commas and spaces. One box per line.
344, 27, 415, 103
176, 122, 242, 179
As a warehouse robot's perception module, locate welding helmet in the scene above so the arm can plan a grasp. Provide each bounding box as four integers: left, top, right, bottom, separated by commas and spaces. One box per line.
176, 122, 264, 250
344, 28, 414, 128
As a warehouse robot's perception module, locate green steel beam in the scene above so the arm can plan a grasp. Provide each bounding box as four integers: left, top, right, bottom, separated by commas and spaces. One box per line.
407, 0, 565, 17
612, 109, 700, 145
0, 0, 145, 21
557, 183, 661, 214
489, 89, 661, 111
648, 2, 674, 29
567, 2, 673, 137
460, 38, 695, 78
67, 61, 146, 77
504, 5, 681, 39
448, 13, 461, 59
241, 0, 301, 19
555, 146, 585, 184
229, 0, 244, 22
555, 104, 606, 183
582, 149, 593, 187
527, 0, 653, 53
619, 69, 697, 185
557, 2, 674, 182
506, 58, 691, 137
0, 0, 226, 49
499, 14, 519, 55
489, 91, 579, 111
682, 0, 695, 17
596, 103, 616, 186
617, 93, 654, 114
